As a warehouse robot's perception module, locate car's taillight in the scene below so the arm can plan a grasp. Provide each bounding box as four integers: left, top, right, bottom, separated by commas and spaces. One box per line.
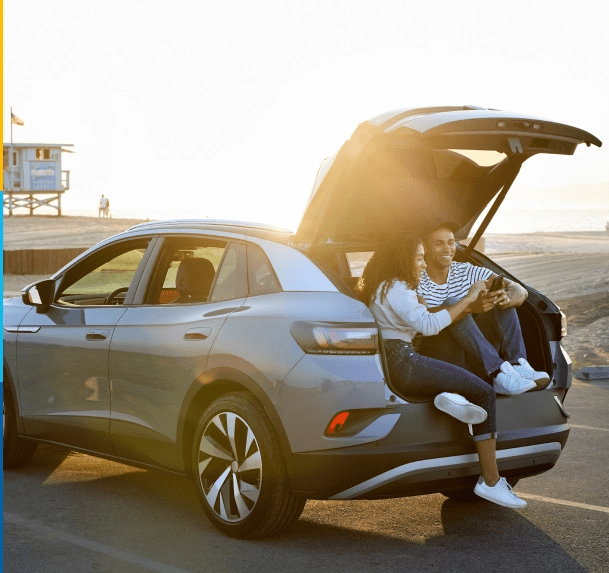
325, 411, 350, 435
549, 310, 567, 340
290, 321, 378, 355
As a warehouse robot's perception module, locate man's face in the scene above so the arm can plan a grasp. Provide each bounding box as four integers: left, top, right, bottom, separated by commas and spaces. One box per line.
424, 227, 456, 271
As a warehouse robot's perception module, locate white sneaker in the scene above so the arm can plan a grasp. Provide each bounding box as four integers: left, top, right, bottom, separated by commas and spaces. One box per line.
493, 362, 537, 395
512, 358, 551, 390
434, 392, 488, 424
474, 476, 527, 509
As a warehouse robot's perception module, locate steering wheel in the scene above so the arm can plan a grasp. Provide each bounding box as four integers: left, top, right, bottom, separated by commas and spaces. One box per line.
105, 287, 129, 305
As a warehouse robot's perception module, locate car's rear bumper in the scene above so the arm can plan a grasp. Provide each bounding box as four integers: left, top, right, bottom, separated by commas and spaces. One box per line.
290, 389, 569, 499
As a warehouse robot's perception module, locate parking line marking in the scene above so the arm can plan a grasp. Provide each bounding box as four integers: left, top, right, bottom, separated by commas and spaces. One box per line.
517, 494, 609, 514
4, 513, 192, 573
570, 424, 609, 432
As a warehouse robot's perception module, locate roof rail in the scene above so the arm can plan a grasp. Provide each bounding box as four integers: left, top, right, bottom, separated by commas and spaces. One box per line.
126, 218, 293, 234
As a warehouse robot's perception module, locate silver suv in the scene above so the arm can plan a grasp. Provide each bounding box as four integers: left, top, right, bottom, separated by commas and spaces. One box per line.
4, 106, 601, 538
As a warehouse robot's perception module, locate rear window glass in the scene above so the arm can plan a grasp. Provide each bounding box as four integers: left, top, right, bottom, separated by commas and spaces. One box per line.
247, 245, 281, 296
345, 251, 374, 278
210, 243, 248, 301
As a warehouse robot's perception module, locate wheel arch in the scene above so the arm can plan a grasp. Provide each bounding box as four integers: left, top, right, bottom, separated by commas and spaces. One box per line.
177, 367, 299, 489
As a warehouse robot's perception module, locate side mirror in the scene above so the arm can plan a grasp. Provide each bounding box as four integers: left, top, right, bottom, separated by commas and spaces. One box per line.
22, 279, 55, 313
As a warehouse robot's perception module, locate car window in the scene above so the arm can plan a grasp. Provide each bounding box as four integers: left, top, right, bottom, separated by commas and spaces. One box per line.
57, 239, 151, 306
345, 251, 374, 278
146, 238, 227, 304
210, 243, 248, 302
247, 245, 281, 296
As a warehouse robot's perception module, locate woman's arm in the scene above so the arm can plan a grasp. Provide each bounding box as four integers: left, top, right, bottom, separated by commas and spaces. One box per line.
425, 281, 489, 322
385, 284, 451, 336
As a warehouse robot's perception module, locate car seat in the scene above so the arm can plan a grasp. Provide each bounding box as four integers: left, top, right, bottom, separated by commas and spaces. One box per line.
175, 258, 215, 303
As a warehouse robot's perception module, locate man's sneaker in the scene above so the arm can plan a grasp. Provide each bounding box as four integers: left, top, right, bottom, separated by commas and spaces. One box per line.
512, 357, 551, 390
434, 392, 488, 424
493, 362, 537, 395
474, 476, 527, 509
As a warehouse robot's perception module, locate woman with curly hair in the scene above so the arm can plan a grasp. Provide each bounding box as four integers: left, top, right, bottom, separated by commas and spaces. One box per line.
358, 234, 527, 509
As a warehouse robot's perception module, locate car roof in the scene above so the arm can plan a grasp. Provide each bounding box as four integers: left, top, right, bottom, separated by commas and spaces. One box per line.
126, 219, 293, 243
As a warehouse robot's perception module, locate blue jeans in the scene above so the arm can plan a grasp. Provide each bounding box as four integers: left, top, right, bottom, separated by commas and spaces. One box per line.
419, 298, 527, 379
384, 339, 497, 441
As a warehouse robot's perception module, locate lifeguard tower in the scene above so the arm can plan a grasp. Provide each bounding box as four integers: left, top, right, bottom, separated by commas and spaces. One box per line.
3, 143, 74, 216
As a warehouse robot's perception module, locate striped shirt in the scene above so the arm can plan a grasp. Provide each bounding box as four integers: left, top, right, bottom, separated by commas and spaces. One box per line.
417, 262, 492, 307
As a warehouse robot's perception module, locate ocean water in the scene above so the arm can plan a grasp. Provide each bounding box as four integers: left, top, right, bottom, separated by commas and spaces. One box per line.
482, 205, 609, 234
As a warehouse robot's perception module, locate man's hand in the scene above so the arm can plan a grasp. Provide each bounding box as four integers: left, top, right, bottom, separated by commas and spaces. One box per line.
496, 288, 511, 309
467, 291, 501, 313
463, 281, 496, 313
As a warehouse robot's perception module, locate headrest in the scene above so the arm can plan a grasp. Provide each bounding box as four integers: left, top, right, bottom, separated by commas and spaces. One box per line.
175, 258, 215, 300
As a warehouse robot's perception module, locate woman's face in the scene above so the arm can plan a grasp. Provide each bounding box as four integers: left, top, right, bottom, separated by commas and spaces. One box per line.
413, 243, 427, 281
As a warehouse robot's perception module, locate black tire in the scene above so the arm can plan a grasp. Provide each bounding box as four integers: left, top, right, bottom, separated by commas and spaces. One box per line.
192, 392, 306, 539
3, 383, 37, 468
442, 478, 521, 503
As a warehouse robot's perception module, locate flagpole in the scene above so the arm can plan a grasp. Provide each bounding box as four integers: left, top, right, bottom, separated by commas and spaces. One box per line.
10, 106, 14, 192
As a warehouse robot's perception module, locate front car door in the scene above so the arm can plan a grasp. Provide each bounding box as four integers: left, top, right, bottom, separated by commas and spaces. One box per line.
16, 237, 155, 453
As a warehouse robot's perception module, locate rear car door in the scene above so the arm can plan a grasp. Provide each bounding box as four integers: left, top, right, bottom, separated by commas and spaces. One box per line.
108, 235, 249, 470
16, 237, 154, 453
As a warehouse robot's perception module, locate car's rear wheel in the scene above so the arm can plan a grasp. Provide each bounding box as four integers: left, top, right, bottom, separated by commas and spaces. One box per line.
3, 383, 37, 468
442, 478, 521, 503
192, 392, 305, 538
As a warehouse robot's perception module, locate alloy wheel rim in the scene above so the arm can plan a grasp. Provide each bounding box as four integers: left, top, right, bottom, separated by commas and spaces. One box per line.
197, 411, 262, 523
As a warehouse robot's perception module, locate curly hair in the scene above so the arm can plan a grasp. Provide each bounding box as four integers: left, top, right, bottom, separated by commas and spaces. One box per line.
356, 234, 423, 306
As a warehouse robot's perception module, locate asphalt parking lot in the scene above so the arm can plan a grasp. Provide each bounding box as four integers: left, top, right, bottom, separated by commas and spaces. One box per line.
4, 378, 608, 573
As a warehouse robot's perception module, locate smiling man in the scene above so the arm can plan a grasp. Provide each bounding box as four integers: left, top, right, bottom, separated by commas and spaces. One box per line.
416, 221, 550, 394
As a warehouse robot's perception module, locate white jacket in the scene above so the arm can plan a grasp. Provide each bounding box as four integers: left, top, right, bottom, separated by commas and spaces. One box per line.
368, 280, 452, 343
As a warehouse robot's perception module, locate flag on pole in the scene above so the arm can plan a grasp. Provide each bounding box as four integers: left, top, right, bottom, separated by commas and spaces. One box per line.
11, 112, 24, 126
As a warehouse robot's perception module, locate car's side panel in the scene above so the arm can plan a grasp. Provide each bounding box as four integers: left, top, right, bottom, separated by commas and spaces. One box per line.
17, 305, 128, 454
108, 299, 247, 470
206, 290, 386, 454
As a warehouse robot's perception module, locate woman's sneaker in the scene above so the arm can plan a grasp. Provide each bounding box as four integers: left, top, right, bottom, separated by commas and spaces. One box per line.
474, 476, 527, 509
434, 392, 488, 424
512, 358, 551, 390
493, 362, 537, 395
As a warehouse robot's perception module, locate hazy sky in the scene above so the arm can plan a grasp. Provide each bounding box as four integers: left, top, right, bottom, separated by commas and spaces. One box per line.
4, 0, 608, 229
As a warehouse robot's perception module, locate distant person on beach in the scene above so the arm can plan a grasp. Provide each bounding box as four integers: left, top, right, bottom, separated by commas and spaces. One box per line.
98, 195, 110, 218
416, 221, 551, 392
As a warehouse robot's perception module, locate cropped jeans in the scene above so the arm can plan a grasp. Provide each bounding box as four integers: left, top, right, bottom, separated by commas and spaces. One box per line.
384, 339, 497, 441
418, 297, 527, 379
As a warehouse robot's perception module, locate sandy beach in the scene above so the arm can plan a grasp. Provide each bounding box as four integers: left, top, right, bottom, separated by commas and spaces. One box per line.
3, 215, 608, 374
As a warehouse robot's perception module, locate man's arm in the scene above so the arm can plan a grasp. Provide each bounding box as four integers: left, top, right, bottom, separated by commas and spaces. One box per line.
498, 278, 527, 308
421, 282, 489, 321
471, 274, 527, 311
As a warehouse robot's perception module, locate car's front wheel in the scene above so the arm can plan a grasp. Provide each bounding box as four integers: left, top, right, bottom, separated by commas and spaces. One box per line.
192, 392, 305, 538
3, 382, 37, 468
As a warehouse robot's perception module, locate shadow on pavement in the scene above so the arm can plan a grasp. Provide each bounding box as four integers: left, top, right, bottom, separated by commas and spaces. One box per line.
4, 445, 589, 573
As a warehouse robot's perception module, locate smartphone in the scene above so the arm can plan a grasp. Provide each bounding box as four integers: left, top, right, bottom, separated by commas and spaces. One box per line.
489, 273, 505, 292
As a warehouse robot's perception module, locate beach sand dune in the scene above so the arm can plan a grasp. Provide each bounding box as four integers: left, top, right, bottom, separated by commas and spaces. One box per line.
3, 215, 149, 249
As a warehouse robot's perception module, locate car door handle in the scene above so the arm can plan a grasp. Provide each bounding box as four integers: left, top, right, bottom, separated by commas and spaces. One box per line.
184, 327, 212, 340
86, 329, 110, 340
